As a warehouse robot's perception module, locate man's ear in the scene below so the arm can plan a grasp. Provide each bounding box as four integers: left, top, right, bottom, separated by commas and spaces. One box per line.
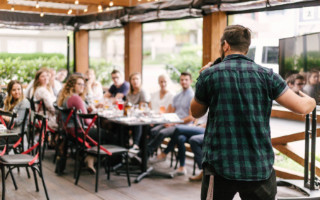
223, 41, 230, 52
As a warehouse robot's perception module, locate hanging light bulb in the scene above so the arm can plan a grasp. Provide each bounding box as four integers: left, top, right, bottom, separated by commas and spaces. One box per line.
84, 8, 88, 12
105, 7, 110, 11
40, 11, 44, 17
68, 8, 72, 15
138, 0, 141, 1
75, 0, 79, 5
109, 0, 114, 7
98, 5, 102, 12
11, 5, 14, 11
36, 1, 39, 8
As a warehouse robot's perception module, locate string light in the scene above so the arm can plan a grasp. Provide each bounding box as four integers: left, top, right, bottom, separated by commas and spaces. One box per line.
109, 0, 113, 7
36, 1, 39, 8
11, 5, 14, 11
105, 7, 110, 11
75, 0, 79, 5
68, 8, 72, 15
40, 10, 44, 17
84, 8, 88, 12
98, 5, 102, 12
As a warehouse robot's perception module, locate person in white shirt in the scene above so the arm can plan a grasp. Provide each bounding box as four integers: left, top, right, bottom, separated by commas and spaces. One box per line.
85, 69, 104, 103
149, 74, 174, 113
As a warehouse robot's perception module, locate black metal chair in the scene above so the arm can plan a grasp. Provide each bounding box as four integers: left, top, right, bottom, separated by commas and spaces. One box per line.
54, 105, 78, 176
0, 113, 49, 200
74, 113, 131, 192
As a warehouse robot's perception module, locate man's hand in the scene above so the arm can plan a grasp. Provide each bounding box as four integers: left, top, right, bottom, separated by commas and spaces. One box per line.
199, 62, 213, 74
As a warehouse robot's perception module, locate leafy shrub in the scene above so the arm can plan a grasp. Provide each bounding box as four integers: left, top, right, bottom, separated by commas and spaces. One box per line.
89, 59, 114, 86
165, 44, 202, 88
0, 53, 115, 87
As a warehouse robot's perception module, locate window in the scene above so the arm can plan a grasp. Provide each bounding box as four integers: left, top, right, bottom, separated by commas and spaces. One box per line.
247, 47, 256, 61
262, 46, 279, 64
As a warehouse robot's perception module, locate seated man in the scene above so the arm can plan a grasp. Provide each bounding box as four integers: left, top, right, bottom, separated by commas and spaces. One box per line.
147, 72, 194, 157
104, 69, 130, 102
153, 113, 207, 177
286, 73, 305, 95
188, 134, 204, 181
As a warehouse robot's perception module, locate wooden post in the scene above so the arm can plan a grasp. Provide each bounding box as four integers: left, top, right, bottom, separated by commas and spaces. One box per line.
74, 30, 89, 74
124, 22, 142, 81
202, 12, 227, 66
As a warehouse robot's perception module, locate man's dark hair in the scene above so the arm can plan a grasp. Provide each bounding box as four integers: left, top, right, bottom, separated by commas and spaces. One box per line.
220, 25, 251, 53
286, 73, 305, 85
111, 69, 120, 75
181, 72, 192, 79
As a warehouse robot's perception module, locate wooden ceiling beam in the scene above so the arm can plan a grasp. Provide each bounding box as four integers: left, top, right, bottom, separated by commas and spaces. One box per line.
0, 0, 158, 15
0, 4, 75, 15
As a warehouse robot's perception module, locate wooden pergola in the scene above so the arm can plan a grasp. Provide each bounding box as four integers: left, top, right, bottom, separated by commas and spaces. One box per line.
1, 0, 320, 179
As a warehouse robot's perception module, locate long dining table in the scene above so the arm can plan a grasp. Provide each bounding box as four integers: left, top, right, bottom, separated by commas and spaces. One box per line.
100, 111, 183, 183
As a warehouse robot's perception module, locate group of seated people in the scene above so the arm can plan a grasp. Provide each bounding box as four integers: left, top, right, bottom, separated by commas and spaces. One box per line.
285, 69, 320, 104
0, 67, 205, 182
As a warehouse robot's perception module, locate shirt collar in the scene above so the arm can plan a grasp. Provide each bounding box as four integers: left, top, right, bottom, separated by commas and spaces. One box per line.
223, 54, 254, 63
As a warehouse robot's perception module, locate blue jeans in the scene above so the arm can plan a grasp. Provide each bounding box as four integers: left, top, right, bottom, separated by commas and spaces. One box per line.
189, 134, 204, 169
164, 125, 205, 167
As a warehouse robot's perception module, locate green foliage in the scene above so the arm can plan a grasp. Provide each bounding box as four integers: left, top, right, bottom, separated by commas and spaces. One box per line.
89, 59, 114, 86
165, 44, 202, 88
274, 151, 304, 174
0, 55, 66, 84
284, 51, 320, 74
0, 53, 64, 60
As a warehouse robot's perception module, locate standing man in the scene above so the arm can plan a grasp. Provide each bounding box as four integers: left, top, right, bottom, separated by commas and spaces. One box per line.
104, 69, 130, 101
191, 25, 316, 200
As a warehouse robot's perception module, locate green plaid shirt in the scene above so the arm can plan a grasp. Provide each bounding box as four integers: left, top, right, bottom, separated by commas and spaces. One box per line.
195, 54, 288, 181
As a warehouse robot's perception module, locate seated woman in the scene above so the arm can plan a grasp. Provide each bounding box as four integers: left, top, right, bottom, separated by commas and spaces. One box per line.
149, 74, 173, 113
1, 80, 30, 146
32, 68, 58, 131
126, 72, 150, 150
303, 69, 319, 103
151, 113, 207, 176
85, 69, 103, 104
57, 74, 106, 173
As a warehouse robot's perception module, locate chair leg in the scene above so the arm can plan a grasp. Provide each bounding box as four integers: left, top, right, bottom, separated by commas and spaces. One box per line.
95, 155, 100, 193
107, 158, 111, 180
170, 151, 174, 168
1, 165, 6, 200
26, 167, 31, 178
9, 168, 18, 190
32, 168, 39, 192
125, 153, 131, 187
38, 167, 50, 200
174, 151, 178, 170
193, 158, 196, 176
74, 156, 82, 185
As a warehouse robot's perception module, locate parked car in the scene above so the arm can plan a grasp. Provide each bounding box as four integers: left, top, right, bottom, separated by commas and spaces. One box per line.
247, 39, 279, 73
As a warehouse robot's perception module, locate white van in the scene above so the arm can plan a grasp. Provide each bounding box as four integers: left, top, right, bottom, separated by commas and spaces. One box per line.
247, 39, 279, 73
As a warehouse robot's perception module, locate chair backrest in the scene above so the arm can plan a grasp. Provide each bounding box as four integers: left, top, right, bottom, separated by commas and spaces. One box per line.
31, 113, 47, 162
55, 104, 77, 137
76, 113, 98, 149
20, 108, 31, 152
0, 110, 17, 129
29, 97, 46, 115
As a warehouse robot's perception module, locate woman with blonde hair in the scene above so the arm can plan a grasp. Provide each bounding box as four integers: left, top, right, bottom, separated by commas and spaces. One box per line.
85, 69, 103, 103
32, 68, 58, 130
1, 80, 30, 146
57, 74, 105, 173
126, 72, 150, 151
149, 74, 173, 113
2, 80, 30, 131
